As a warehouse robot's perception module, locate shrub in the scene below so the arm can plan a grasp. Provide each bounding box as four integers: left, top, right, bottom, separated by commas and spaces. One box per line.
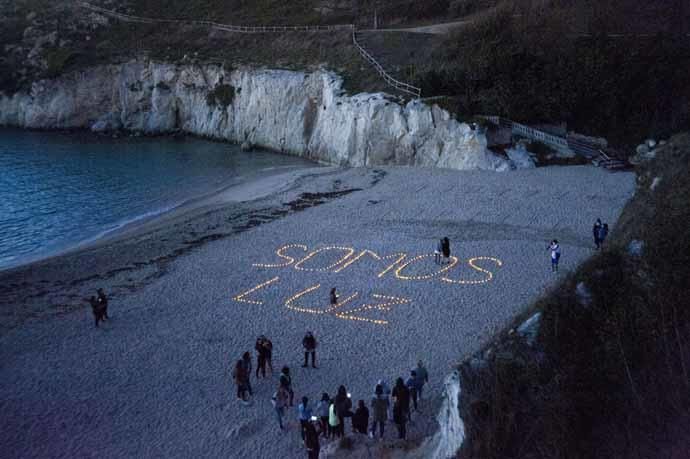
42, 47, 75, 79
206, 83, 235, 109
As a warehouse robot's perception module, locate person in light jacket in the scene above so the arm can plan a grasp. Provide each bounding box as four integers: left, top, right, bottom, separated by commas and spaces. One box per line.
316, 393, 331, 438
370, 384, 389, 439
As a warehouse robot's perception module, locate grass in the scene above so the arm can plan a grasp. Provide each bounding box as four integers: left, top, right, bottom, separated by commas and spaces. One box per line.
456, 133, 690, 458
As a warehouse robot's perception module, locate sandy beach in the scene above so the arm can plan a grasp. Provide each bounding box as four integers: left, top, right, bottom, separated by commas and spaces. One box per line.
0, 165, 635, 458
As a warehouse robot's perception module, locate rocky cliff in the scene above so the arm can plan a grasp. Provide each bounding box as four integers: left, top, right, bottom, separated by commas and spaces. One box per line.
0, 61, 508, 170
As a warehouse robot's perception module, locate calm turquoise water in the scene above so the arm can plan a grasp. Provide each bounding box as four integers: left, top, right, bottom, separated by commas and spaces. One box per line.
0, 128, 314, 270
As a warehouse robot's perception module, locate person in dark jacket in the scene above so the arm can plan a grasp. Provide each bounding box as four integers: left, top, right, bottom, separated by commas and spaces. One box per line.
352, 399, 369, 434
441, 237, 450, 263
334, 385, 353, 436
370, 384, 389, 439
304, 420, 320, 459
241, 351, 253, 396
280, 366, 294, 406
232, 359, 249, 401
264, 336, 274, 375
593, 218, 602, 249
393, 398, 407, 439
599, 223, 609, 249
330, 288, 338, 306
255, 336, 267, 378
96, 288, 109, 320
392, 377, 411, 421
302, 331, 317, 368
89, 296, 105, 328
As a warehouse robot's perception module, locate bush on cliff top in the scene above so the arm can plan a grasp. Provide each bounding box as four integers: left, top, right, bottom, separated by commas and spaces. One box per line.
205, 83, 235, 109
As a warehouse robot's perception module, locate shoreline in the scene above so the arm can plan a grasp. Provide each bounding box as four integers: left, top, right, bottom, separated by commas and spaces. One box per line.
0, 164, 328, 275
0, 163, 358, 335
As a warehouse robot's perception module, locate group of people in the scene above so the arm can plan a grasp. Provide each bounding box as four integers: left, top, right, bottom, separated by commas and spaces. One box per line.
232, 334, 430, 457
88, 288, 109, 327
548, 218, 610, 272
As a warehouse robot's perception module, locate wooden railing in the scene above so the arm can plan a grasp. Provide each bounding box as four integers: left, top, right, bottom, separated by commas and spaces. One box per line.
79, 2, 422, 98
351, 30, 422, 98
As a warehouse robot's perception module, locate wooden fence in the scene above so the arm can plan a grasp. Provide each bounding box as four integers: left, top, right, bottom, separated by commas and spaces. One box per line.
79, 2, 422, 98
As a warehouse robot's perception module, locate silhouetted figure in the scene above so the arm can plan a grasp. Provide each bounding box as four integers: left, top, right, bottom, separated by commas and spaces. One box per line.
392, 377, 411, 421
593, 218, 602, 249
302, 331, 317, 368
334, 385, 353, 436
97, 288, 108, 320
352, 399, 369, 434
304, 420, 320, 459
441, 237, 450, 263
330, 288, 338, 306
241, 351, 253, 396
280, 366, 294, 407
255, 335, 272, 378
89, 296, 105, 328
232, 359, 249, 402
599, 223, 609, 249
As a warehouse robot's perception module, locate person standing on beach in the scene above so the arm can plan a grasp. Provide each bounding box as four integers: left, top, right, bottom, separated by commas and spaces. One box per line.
593, 219, 602, 249
352, 400, 369, 435
264, 336, 274, 375
272, 384, 289, 430
334, 385, 353, 436
96, 288, 109, 320
370, 384, 388, 439
393, 397, 408, 439
280, 366, 295, 407
406, 371, 423, 412
599, 223, 609, 250
329, 288, 338, 306
435, 239, 443, 264
302, 331, 317, 368
392, 377, 411, 422
548, 240, 561, 272
232, 359, 249, 402
297, 396, 313, 441
328, 400, 341, 438
316, 393, 331, 438
241, 351, 253, 396
376, 379, 392, 419
414, 361, 429, 401
441, 237, 451, 264
255, 336, 268, 379
89, 296, 104, 328
303, 420, 320, 459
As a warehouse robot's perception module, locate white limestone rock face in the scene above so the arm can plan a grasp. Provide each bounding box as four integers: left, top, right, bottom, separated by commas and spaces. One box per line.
0, 61, 507, 171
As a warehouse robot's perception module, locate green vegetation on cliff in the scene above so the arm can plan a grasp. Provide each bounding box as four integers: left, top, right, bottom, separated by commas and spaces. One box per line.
458, 134, 690, 458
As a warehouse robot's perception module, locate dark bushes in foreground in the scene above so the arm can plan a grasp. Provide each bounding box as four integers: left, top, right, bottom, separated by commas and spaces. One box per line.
458, 134, 690, 458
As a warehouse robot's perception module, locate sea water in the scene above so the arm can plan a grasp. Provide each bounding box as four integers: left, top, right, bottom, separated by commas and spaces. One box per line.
0, 128, 315, 270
